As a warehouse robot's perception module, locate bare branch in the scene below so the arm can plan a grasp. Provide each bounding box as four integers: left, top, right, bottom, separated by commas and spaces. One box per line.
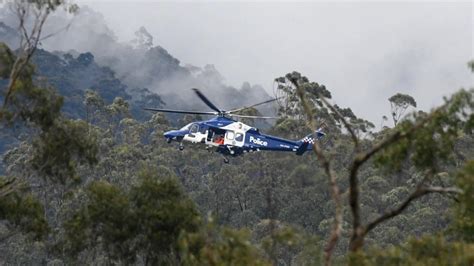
291, 78, 342, 266
346, 107, 448, 230
364, 185, 461, 235
39, 18, 75, 41
3, 3, 51, 107
0, 177, 18, 198
353, 106, 447, 169
318, 96, 359, 148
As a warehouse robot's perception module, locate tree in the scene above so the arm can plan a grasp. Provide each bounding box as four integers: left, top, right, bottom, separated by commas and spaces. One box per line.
0, 176, 48, 240
388, 93, 417, 126
2, 0, 78, 108
0, 2, 99, 245
349, 235, 474, 266
278, 71, 473, 265
451, 160, 474, 242
64, 170, 201, 265
179, 217, 271, 266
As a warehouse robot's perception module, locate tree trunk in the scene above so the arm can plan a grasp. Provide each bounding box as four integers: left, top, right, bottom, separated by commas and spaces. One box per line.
349, 226, 365, 253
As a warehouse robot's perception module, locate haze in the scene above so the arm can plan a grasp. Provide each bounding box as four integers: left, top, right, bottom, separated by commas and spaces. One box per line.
18, 1, 474, 124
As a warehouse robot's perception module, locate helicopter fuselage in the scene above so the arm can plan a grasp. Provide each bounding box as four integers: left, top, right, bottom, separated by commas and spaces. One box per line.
164, 116, 323, 158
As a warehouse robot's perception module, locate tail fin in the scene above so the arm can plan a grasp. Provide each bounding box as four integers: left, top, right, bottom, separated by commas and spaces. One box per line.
295, 128, 325, 155
299, 128, 325, 143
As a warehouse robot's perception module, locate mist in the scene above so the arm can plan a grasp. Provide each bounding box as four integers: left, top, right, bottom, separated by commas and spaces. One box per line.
78, 1, 473, 125
1, 1, 472, 125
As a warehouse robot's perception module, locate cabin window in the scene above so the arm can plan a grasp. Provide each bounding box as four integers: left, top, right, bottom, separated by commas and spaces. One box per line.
235, 133, 244, 142
190, 124, 199, 133
226, 131, 235, 140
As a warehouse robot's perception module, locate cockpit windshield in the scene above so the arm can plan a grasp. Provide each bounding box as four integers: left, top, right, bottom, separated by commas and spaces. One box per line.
180, 123, 192, 130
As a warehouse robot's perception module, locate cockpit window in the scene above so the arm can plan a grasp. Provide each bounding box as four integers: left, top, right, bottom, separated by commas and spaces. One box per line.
190, 124, 199, 133
235, 133, 244, 142
226, 131, 235, 140
180, 123, 192, 130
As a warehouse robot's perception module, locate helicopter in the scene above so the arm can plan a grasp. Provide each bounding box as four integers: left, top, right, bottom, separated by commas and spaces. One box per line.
145, 88, 325, 163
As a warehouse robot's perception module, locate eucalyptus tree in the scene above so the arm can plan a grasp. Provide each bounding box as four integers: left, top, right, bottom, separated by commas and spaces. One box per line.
275, 71, 473, 265
388, 93, 417, 126
0, 2, 101, 258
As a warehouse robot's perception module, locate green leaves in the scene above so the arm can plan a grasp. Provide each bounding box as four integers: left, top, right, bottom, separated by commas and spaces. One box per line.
1, 42, 99, 185
388, 93, 417, 126
0, 177, 48, 240
350, 235, 474, 266
388, 93, 417, 109
64, 172, 201, 264
0, 42, 15, 78
274, 72, 332, 123
179, 218, 271, 266
131, 171, 201, 263
31, 119, 98, 185
452, 160, 474, 242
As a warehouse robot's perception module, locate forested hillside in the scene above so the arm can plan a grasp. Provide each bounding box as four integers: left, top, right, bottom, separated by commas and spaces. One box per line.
1, 2, 473, 265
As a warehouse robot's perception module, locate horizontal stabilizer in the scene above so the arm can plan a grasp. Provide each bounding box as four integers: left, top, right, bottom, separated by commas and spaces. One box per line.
296, 141, 309, 155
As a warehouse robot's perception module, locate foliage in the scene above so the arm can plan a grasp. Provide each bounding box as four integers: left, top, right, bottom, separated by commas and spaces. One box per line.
275, 71, 375, 137
63, 172, 201, 264
1, 3, 473, 263
64, 180, 136, 263
350, 235, 474, 266
0, 42, 15, 78
277, 70, 473, 265
376, 89, 473, 173
0, 177, 48, 240
1, 43, 99, 185
275, 72, 331, 122
388, 93, 417, 126
452, 160, 474, 242
257, 220, 323, 265
179, 217, 271, 266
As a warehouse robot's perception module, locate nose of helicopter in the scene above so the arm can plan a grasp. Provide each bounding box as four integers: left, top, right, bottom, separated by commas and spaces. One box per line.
164, 131, 174, 139
163, 129, 188, 141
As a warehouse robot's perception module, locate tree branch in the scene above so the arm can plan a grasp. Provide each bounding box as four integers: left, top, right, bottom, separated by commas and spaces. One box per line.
3, 3, 52, 108
318, 96, 359, 148
346, 107, 449, 230
353, 106, 447, 170
291, 78, 342, 266
0, 177, 18, 198
364, 185, 461, 235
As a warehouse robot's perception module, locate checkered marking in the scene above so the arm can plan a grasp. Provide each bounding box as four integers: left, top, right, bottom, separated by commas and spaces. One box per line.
302, 137, 315, 144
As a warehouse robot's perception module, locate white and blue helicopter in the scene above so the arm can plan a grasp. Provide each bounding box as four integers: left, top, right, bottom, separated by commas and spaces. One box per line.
145, 88, 325, 163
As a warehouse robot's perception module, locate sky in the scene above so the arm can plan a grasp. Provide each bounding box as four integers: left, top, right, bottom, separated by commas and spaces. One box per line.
53, 1, 474, 123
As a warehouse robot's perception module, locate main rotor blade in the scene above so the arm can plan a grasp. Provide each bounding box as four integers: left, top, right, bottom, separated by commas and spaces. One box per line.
144, 107, 218, 116
229, 114, 279, 119
227, 97, 280, 113
192, 88, 222, 113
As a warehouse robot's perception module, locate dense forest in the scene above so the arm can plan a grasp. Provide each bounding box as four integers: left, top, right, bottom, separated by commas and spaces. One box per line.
1, 2, 473, 265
